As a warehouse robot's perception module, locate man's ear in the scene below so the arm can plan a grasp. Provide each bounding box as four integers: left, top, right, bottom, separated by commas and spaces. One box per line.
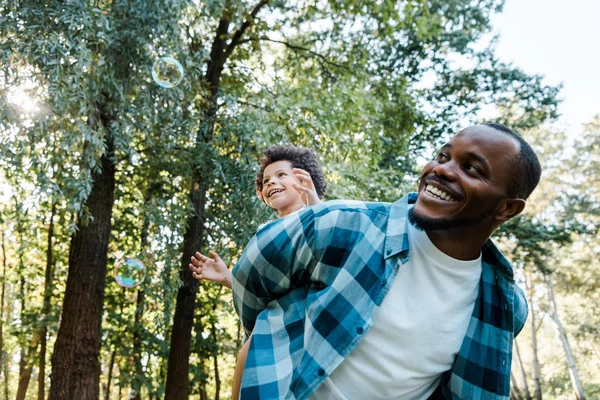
496, 198, 526, 221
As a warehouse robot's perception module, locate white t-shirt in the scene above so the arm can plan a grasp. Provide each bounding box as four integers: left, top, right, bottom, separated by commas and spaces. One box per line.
311, 220, 482, 400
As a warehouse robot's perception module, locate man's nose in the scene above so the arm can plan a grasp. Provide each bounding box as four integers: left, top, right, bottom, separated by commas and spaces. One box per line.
432, 161, 458, 181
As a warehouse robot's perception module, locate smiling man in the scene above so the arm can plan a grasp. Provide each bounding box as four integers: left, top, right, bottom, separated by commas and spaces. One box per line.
232, 123, 541, 400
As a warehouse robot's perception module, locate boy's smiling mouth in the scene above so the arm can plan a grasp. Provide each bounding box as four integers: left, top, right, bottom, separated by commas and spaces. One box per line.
268, 188, 285, 198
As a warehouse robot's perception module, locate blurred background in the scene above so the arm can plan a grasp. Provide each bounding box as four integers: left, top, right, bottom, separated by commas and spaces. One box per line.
0, 0, 598, 399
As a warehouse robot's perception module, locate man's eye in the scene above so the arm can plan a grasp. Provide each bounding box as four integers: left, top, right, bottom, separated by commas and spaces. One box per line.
436, 153, 449, 161
464, 164, 479, 173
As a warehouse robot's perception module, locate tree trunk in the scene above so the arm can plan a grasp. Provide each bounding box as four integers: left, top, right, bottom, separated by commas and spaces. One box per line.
511, 371, 524, 400
15, 196, 33, 400
131, 289, 145, 400
131, 198, 151, 400
39, 201, 57, 400
49, 127, 116, 400
164, 176, 205, 399
164, 4, 269, 397
545, 275, 586, 400
525, 276, 543, 400
211, 320, 220, 400
104, 349, 117, 400
514, 338, 532, 400
164, 17, 229, 398
16, 351, 34, 400
0, 230, 8, 400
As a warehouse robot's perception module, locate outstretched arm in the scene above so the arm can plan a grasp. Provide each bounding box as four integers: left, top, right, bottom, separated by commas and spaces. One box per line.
189, 250, 232, 289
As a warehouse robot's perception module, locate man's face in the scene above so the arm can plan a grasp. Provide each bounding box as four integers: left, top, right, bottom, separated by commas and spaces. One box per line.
410, 126, 520, 231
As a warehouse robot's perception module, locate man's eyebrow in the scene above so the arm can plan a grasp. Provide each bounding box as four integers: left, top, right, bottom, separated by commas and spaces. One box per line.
466, 152, 489, 170
439, 143, 490, 170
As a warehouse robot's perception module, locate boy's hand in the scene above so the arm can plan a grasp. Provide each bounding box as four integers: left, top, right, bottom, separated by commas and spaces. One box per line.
292, 168, 321, 206
189, 250, 232, 289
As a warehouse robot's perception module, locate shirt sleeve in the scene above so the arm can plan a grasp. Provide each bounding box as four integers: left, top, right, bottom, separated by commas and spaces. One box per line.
231, 209, 317, 334
513, 284, 529, 337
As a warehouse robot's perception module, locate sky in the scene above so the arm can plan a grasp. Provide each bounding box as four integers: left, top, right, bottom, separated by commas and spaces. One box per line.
491, 0, 600, 131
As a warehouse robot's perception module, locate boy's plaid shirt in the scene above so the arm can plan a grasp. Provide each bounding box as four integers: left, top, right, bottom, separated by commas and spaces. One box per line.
232, 193, 528, 399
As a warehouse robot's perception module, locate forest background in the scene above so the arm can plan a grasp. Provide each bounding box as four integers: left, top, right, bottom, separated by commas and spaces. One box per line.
0, 0, 598, 399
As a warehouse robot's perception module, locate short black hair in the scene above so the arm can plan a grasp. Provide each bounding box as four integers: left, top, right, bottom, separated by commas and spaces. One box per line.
255, 145, 328, 199
483, 122, 541, 200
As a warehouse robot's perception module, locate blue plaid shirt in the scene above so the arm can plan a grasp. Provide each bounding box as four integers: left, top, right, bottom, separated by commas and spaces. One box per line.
232, 193, 528, 399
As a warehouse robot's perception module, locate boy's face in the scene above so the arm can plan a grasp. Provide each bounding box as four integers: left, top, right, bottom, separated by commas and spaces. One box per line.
260, 160, 304, 213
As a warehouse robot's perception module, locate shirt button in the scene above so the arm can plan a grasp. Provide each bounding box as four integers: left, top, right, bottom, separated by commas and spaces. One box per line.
502, 358, 507, 366
381, 279, 387, 286
503, 303, 508, 310
386, 249, 392, 255
356, 327, 364, 334
318, 369, 325, 376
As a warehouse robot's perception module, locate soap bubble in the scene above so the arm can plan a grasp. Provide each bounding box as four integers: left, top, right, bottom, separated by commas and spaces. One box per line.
114, 258, 145, 288
152, 57, 184, 88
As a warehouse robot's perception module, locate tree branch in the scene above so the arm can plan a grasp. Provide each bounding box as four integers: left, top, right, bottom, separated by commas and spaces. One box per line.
256, 36, 347, 69
224, 0, 271, 60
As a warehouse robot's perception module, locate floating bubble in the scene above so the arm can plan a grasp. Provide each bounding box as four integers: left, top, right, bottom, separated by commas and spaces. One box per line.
114, 258, 145, 288
152, 57, 184, 88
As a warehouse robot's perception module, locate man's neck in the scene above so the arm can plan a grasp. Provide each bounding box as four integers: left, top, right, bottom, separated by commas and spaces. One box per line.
424, 229, 489, 261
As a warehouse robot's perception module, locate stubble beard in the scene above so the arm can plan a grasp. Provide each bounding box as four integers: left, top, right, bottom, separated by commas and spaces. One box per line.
408, 206, 494, 232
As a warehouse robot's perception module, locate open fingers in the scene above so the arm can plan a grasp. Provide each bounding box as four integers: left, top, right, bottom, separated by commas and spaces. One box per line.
292, 182, 310, 193
189, 262, 203, 280
208, 250, 222, 262
292, 168, 313, 183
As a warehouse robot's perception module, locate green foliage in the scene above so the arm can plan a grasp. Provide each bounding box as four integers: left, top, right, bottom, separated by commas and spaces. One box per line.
0, 0, 579, 398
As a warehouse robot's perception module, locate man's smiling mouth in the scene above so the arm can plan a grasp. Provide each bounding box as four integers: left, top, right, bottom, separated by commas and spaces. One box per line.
424, 184, 459, 202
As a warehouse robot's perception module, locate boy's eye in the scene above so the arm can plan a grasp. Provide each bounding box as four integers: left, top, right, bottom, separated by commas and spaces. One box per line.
263, 178, 269, 184
278, 172, 286, 177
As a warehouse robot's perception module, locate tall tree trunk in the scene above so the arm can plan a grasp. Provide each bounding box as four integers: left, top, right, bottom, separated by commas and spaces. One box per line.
2, 355, 7, 400
16, 195, 34, 400
104, 349, 117, 400
131, 289, 145, 400
525, 275, 543, 400
514, 338, 532, 400
16, 333, 41, 400
38, 201, 56, 400
0, 230, 8, 400
211, 320, 220, 400
131, 197, 151, 400
511, 371, 524, 400
545, 274, 586, 400
164, 176, 205, 399
49, 124, 116, 400
164, 3, 269, 397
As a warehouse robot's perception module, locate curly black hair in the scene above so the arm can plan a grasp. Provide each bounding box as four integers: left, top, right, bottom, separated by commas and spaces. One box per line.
255, 145, 328, 200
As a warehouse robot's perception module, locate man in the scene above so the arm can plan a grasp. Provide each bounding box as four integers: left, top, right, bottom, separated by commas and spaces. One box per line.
232, 123, 540, 399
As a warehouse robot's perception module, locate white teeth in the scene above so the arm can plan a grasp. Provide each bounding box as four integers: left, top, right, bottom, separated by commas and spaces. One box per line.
268, 189, 284, 197
425, 185, 458, 202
